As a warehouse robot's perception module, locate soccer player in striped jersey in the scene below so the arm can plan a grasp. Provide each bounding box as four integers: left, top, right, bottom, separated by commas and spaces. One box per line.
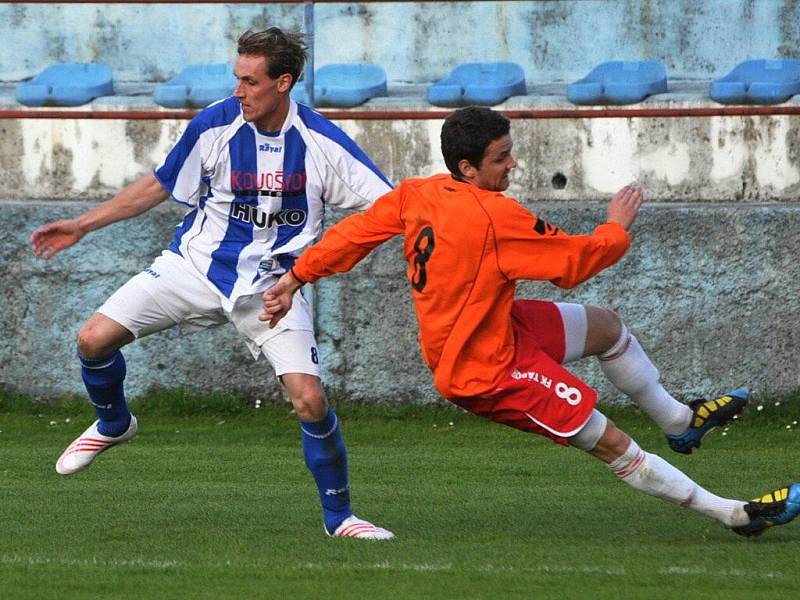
262, 107, 799, 539
30, 27, 393, 540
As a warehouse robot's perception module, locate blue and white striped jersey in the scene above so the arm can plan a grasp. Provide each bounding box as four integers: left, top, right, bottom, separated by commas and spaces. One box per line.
154, 97, 392, 309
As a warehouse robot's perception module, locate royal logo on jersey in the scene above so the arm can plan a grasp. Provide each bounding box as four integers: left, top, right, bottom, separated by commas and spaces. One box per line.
258, 143, 282, 153
230, 203, 308, 229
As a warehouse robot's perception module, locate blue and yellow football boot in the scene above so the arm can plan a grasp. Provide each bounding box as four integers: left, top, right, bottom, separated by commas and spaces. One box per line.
666, 388, 750, 454
733, 484, 800, 538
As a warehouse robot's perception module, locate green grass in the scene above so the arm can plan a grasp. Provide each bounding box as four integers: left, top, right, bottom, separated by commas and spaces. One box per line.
0, 394, 798, 600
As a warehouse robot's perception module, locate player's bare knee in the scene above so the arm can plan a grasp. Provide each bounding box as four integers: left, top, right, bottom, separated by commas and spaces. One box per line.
584, 306, 622, 356
76, 321, 110, 359
588, 419, 633, 464
77, 314, 132, 359
288, 382, 328, 421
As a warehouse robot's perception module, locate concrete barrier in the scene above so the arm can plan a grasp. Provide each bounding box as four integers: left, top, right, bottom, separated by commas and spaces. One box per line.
2, 0, 800, 404
3, 106, 800, 202
4, 195, 800, 403
313, 202, 800, 403
1, 2, 797, 83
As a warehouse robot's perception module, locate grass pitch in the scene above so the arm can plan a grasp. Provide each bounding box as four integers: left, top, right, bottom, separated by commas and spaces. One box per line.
0, 392, 798, 599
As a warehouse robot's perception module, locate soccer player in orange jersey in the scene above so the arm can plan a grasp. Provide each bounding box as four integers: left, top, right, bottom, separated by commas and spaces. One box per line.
260, 107, 799, 538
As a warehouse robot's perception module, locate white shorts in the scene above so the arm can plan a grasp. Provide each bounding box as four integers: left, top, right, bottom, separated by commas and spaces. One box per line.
97, 251, 320, 377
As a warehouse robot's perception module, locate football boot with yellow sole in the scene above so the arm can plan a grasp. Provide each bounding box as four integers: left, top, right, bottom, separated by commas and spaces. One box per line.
733, 484, 800, 538
666, 388, 749, 454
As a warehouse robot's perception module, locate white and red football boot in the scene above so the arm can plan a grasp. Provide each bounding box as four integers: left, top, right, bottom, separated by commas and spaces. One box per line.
328, 515, 395, 540
56, 416, 138, 475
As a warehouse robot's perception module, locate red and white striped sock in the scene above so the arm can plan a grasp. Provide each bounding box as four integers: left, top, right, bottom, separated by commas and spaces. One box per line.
608, 440, 748, 527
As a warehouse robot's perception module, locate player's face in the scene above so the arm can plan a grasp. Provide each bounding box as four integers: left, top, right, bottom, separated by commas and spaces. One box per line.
233, 54, 292, 131
470, 134, 517, 192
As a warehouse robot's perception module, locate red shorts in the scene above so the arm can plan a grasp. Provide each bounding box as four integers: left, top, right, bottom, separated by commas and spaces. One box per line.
451, 300, 597, 446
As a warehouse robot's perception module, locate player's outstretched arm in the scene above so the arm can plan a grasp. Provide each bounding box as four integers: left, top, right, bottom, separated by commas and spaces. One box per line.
260, 270, 304, 328
606, 185, 643, 231
260, 188, 406, 327
31, 172, 169, 259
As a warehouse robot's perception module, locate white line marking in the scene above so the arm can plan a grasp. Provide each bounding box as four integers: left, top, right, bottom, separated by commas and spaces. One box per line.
295, 561, 785, 579
0, 555, 179, 570
0, 556, 786, 580
659, 566, 784, 579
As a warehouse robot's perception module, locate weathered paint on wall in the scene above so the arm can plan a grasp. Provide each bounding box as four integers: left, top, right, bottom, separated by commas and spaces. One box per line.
4, 199, 800, 403
317, 0, 800, 82
3, 112, 799, 203
2, 1, 800, 404
311, 201, 800, 404
1, 1, 797, 83
14, 119, 179, 199
0, 3, 302, 82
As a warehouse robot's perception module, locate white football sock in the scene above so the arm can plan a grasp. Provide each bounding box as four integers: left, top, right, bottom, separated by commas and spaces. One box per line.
599, 326, 691, 436
688, 487, 750, 527
608, 440, 748, 527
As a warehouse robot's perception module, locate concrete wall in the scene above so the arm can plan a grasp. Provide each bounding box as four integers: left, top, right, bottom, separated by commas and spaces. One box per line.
5, 195, 800, 403
4, 111, 800, 202
1, 1, 797, 84
3, 110, 800, 402
2, 0, 800, 404
0, 3, 303, 83
3, 200, 315, 402
315, 0, 800, 82
314, 202, 800, 403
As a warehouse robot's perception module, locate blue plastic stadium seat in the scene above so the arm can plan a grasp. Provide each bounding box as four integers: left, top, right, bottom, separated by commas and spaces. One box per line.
16, 63, 114, 107
427, 62, 527, 107
154, 64, 236, 109
295, 64, 387, 108
567, 61, 668, 105
710, 59, 800, 105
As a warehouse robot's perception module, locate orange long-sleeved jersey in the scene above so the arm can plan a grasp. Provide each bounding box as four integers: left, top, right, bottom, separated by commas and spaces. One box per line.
293, 174, 631, 399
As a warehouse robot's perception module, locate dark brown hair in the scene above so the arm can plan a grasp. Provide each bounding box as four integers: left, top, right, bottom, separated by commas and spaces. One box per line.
237, 28, 308, 89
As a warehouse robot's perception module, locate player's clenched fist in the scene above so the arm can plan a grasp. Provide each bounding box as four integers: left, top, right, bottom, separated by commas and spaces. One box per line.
260, 271, 303, 328
606, 185, 643, 231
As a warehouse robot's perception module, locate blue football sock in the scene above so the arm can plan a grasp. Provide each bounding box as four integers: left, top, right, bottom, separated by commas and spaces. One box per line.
300, 409, 352, 533
79, 350, 131, 437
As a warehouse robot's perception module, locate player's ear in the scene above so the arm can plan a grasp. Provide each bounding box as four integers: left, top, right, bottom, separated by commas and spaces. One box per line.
458, 159, 477, 180
277, 73, 294, 94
